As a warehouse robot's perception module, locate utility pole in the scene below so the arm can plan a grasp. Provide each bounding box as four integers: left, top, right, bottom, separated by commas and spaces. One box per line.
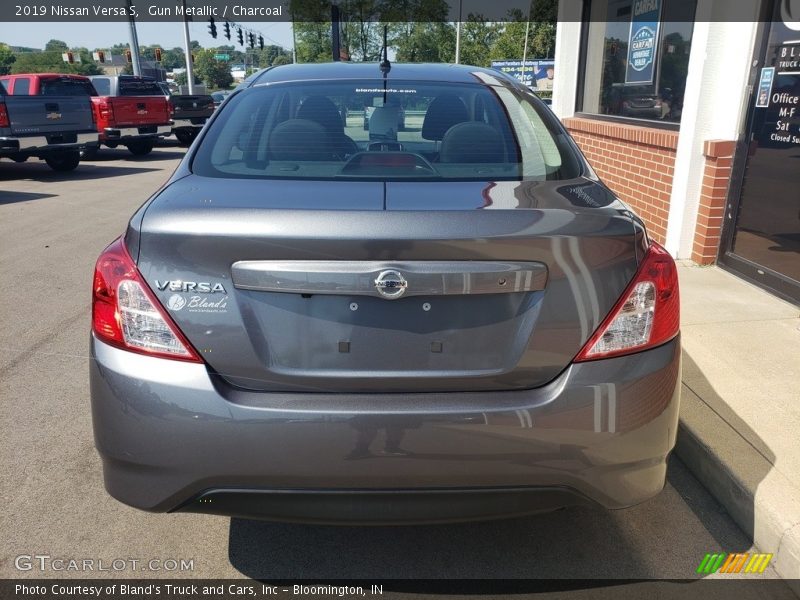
521, 20, 530, 87
181, 0, 195, 93
520, 1, 532, 88
126, 0, 142, 76
454, 0, 462, 64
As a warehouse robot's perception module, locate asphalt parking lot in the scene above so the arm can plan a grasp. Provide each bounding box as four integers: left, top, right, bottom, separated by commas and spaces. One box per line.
0, 143, 794, 593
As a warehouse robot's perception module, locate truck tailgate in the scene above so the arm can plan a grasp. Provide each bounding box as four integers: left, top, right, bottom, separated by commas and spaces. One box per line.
105, 96, 170, 127
5, 95, 94, 136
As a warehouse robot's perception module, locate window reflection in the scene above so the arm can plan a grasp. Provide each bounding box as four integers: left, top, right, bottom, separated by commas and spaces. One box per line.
581, 0, 697, 124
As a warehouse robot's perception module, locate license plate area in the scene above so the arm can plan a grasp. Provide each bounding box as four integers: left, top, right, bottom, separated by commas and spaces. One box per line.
238, 290, 543, 375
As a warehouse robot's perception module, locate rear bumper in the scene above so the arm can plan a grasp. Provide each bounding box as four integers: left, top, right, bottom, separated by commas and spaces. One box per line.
100, 124, 172, 142
0, 131, 98, 154
90, 335, 681, 522
171, 117, 208, 129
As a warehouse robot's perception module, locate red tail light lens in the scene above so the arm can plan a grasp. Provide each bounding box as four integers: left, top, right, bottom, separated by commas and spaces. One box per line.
0, 103, 9, 128
92, 237, 202, 362
98, 99, 113, 121
574, 241, 679, 362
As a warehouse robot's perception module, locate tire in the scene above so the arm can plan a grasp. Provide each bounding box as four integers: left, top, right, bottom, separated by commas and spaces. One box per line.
44, 151, 81, 172
127, 141, 154, 156
174, 129, 195, 146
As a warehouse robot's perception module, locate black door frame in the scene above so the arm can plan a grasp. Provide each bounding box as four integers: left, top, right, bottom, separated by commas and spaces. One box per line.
717, 0, 800, 306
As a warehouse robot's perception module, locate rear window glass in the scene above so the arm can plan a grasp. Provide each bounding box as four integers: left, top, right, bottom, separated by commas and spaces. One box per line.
192, 80, 580, 181
41, 78, 96, 96
92, 78, 110, 95
119, 79, 163, 96
14, 78, 30, 95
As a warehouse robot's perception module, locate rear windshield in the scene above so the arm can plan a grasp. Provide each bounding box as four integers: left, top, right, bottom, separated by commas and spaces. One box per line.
91, 78, 110, 95
119, 79, 163, 96
41, 78, 96, 96
192, 80, 580, 181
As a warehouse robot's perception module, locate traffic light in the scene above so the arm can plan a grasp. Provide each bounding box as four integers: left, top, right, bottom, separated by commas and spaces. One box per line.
154, 47, 162, 62
249, 33, 255, 49
124, 49, 132, 63
258, 35, 264, 51
93, 50, 106, 63
63, 51, 75, 64
237, 28, 243, 46
224, 22, 231, 41
208, 17, 217, 39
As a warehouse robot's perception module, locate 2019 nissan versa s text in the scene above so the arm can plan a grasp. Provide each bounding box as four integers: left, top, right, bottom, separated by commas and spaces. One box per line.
90, 63, 681, 524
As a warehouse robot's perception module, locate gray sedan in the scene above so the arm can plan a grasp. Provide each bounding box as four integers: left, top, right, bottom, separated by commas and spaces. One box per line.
90, 62, 681, 524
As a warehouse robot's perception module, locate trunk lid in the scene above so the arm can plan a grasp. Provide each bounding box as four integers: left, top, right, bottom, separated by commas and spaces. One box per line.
135, 176, 640, 393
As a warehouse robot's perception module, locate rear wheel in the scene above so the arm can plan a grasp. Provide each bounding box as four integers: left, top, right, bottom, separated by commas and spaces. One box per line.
44, 151, 81, 172
127, 141, 154, 156
174, 129, 196, 146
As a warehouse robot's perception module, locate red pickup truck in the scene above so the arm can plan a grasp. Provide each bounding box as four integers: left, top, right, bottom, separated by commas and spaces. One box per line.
87, 75, 172, 157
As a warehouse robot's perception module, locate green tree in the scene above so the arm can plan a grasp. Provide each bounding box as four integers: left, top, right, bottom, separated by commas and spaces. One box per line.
174, 70, 201, 87
272, 54, 292, 66
459, 16, 502, 67
44, 39, 69, 52
11, 50, 101, 75
294, 22, 333, 63
193, 49, 233, 89
0, 43, 16, 75
393, 22, 455, 63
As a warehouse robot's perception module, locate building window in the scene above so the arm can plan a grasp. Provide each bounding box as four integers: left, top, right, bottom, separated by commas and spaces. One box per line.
579, 0, 697, 124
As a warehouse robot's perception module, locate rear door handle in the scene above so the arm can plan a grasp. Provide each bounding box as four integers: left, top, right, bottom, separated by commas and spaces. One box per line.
45, 103, 59, 111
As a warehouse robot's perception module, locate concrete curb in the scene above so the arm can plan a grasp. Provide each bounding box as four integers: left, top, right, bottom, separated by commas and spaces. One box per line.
675, 383, 800, 591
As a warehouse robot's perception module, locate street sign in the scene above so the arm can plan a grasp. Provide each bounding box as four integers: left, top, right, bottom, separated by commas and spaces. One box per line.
214, 53, 230, 61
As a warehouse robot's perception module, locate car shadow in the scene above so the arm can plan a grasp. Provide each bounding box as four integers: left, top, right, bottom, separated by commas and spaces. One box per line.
0, 161, 162, 182
0, 191, 58, 205
676, 350, 775, 547
83, 146, 187, 162
226, 458, 755, 587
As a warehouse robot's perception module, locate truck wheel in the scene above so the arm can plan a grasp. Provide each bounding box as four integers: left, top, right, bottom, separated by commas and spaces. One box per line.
174, 129, 195, 146
45, 152, 81, 172
127, 141, 154, 156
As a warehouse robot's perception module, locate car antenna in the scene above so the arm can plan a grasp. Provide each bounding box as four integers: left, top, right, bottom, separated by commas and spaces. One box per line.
379, 25, 391, 80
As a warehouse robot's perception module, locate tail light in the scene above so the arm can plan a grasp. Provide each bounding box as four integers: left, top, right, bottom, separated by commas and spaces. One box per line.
92, 237, 202, 362
574, 241, 679, 362
0, 103, 9, 128
168, 99, 175, 116
98, 99, 114, 121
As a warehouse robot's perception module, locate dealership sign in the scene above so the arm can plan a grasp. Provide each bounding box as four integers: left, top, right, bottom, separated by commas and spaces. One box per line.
625, 0, 663, 85
490, 60, 555, 89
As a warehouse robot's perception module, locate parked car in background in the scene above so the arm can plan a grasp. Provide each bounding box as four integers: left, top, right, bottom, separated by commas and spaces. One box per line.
90, 62, 681, 525
157, 82, 215, 145
607, 84, 671, 120
86, 75, 172, 157
0, 73, 98, 171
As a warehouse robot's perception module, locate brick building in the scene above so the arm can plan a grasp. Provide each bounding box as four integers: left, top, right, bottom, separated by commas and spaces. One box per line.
552, 0, 799, 303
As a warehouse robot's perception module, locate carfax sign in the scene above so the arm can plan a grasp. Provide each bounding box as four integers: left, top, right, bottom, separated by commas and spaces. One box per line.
625, 0, 663, 85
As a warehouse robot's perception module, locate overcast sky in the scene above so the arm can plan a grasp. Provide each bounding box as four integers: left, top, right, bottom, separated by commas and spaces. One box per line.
1, 21, 295, 51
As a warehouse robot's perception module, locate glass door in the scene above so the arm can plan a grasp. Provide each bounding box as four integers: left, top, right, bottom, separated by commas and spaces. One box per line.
720, 1, 800, 304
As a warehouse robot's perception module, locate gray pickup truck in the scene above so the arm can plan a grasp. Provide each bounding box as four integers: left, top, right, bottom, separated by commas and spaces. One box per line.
158, 83, 215, 145
0, 75, 98, 171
